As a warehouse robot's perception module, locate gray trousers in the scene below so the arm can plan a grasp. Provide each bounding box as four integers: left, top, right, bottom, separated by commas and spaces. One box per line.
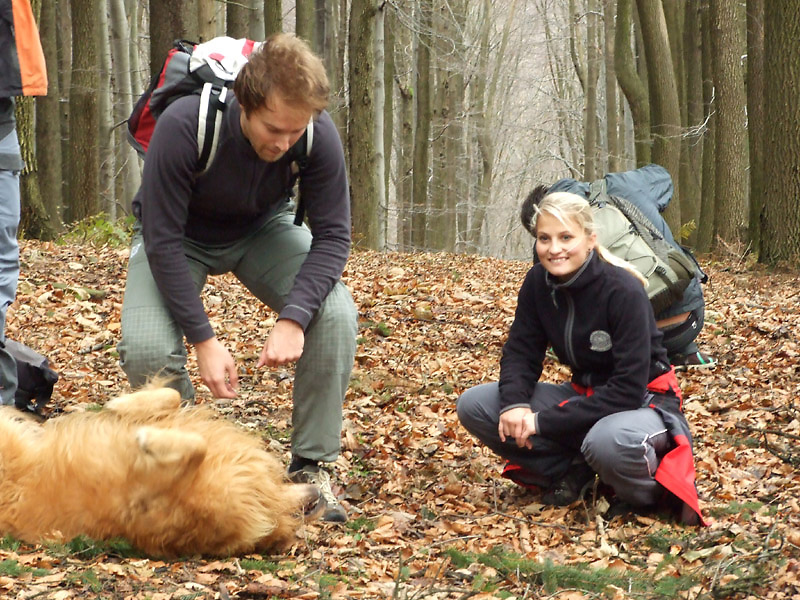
0, 129, 21, 405
457, 381, 672, 506
117, 208, 358, 463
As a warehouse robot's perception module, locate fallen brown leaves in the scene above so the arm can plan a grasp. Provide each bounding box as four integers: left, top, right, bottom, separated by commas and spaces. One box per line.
2, 241, 799, 599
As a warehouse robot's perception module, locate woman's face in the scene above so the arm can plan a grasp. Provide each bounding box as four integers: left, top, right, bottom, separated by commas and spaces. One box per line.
534, 212, 596, 282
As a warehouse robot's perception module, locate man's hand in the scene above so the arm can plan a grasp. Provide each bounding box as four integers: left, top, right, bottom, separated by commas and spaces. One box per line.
195, 337, 238, 399
499, 406, 538, 449
258, 319, 305, 368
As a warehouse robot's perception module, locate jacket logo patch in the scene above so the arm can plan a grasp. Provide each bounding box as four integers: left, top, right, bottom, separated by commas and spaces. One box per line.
589, 330, 612, 352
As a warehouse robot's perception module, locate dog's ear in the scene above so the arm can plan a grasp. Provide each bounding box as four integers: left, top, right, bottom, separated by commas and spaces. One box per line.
136, 426, 207, 473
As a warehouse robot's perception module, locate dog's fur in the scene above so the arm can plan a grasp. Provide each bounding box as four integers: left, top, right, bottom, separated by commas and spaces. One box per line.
0, 386, 319, 557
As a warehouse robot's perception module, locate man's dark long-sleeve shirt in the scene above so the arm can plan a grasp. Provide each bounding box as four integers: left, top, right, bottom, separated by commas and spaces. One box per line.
132, 95, 351, 344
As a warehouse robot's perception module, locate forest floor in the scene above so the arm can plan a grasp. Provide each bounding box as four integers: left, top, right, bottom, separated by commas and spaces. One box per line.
1, 238, 799, 599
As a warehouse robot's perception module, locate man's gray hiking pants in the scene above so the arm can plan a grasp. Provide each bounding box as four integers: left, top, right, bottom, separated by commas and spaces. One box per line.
118, 208, 358, 463
457, 381, 673, 506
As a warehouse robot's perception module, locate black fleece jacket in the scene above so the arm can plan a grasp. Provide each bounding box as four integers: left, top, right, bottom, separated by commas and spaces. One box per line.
499, 252, 671, 441
132, 95, 351, 344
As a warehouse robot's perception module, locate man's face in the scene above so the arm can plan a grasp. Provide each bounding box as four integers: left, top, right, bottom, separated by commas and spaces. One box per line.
239, 95, 312, 162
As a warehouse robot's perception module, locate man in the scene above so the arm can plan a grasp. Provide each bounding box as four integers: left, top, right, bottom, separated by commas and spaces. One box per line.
0, 0, 47, 405
118, 33, 358, 522
524, 164, 715, 371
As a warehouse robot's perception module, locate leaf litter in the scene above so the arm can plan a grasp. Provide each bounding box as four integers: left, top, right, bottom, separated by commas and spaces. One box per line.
1, 241, 798, 598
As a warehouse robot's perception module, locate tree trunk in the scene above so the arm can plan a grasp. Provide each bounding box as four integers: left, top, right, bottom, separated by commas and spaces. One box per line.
265, 0, 283, 36
98, 1, 114, 217
197, 0, 217, 41
383, 3, 394, 243
68, 0, 101, 221
428, 0, 448, 250
468, 0, 491, 252
615, 0, 651, 166
227, 0, 264, 39
695, 0, 715, 253
322, 0, 345, 138
110, 0, 142, 215
569, 0, 586, 92
636, 0, 682, 230
681, 0, 703, 246
395, 3, 414, 250
447, 0, 467, 252
227, 1, 250, 38
296, 0, 316, 48
347, 0, 382, 249
759, 1, 800, 264
710, 0, 749, 247
584, 0, 600, 180
56, 2, 72, 213
604, 0, 620, 172
149, 0, 199, 78
373, 1, 387, 247
664, 0, 693, 239
411, 1, 432, 249
746, 0, 765, 255
35, 0, 64, 236
127, 0, 145, 94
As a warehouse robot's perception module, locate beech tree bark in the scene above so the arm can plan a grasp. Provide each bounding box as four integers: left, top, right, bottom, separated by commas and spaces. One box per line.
348, 0, 383, 249
615, 0, 651, 166
34, 0, 64, 236
68, 0, 101, 220
636, 0, 682, 230
760, 1, 800, 264
710, 0, 749, 247
746, 0, 765, 254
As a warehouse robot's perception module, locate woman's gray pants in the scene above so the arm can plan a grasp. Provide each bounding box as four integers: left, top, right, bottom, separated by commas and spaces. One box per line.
457, 382, 672, 506
117, 209, 358, 464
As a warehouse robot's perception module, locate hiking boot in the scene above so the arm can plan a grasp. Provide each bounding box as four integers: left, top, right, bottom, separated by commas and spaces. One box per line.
541, 462, 595, 506
288, 464, 348, 523
671, 351, 716, 371
541, 479, 581, 506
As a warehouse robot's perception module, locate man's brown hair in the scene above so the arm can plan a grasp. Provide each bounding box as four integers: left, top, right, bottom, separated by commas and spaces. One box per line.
234, 33, 330, 116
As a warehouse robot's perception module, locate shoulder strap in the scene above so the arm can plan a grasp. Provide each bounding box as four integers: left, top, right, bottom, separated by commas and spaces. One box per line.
197, 84, 230, 172
292, 118, 314, 226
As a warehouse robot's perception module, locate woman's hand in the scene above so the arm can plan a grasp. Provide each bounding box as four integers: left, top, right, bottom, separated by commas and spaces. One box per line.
499, 407, 538, 449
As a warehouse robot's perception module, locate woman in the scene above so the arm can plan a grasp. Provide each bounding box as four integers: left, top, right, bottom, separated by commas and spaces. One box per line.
457, 191, 704, 524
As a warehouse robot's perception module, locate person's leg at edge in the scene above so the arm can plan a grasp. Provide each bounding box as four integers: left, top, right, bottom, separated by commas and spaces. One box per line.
456, 381, 593, 502
235, 210, 357, 522
581, 407, 672, 513
662, 307, 715, 370
117, 229, 211, 401
0, 131, 20, 405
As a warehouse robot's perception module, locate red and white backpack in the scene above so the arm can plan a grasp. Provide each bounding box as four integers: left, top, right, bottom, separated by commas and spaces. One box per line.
126, 37, 313, 176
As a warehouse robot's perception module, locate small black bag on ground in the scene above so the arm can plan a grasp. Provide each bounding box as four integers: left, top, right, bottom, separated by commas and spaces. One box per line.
5, 339, 58, 414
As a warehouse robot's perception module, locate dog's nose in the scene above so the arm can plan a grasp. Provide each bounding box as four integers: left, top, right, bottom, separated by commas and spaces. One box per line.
298, 483, 326, 520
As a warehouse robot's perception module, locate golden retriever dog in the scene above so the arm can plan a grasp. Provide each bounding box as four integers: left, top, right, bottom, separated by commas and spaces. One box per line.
0, 386, 321, 557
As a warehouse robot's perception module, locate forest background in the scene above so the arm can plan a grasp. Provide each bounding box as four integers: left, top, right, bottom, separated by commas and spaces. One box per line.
17, 0, 800, 265
4, 1, 800, 598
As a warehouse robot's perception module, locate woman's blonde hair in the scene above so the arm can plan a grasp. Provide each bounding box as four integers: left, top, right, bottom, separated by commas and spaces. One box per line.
234, 33, 329, 116
531, 191, 648, 288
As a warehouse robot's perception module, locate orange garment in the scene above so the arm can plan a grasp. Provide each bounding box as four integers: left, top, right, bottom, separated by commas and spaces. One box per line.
4, 0, 47, 97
